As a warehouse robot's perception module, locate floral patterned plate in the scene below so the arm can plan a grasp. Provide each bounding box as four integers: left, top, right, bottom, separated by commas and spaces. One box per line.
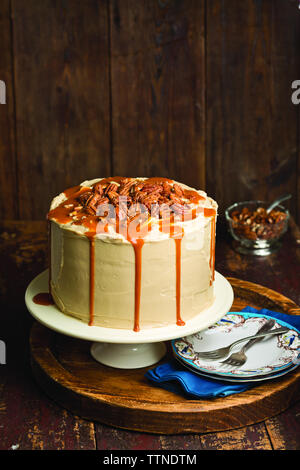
171, 312, 300, 379
174, 354, 300, 383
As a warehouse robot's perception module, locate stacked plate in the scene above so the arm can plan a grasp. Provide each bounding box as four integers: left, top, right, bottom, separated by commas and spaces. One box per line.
171, 312, 300, 383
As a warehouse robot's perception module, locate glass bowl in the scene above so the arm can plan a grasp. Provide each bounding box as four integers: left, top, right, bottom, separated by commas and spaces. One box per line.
225, 200, 289, 256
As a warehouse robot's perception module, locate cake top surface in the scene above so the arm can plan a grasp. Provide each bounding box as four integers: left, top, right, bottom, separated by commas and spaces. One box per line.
48, 176, 217, 243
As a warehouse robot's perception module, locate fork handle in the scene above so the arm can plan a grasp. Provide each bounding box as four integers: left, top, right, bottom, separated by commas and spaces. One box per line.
242, 319, 275, 351
236, 326, 289, 352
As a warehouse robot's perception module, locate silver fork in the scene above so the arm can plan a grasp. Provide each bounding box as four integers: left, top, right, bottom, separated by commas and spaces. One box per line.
220, 319, 286, 367
195, 324, 289, 361
196, 318, 275, 360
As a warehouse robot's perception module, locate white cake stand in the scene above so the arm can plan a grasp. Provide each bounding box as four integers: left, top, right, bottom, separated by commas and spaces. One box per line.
25, 270, 234, 369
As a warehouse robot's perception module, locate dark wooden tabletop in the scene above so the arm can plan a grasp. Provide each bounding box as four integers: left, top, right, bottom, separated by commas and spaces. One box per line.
0, 218, 300, 451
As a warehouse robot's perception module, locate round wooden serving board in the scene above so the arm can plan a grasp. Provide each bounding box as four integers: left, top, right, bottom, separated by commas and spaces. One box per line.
30, 278, 300, 434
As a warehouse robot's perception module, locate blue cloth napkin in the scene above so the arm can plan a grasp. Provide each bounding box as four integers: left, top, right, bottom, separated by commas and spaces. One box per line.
145, 307, 300, 399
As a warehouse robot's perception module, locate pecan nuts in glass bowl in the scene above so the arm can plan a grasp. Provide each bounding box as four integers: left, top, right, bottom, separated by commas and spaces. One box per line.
225, 200, 289, 256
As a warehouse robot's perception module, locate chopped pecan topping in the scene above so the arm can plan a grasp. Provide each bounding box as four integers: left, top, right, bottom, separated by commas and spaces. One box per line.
162, 182, 171, 195
85, 194, 108, 213
173, 183, 184, 197
78, 191, 93, 206
104, 183, 119, 195
48, 177, 214, 241
93, 182, 103, 195
56, 177, 207, 229
230, 206, 288, 241
119, 180, 136, 196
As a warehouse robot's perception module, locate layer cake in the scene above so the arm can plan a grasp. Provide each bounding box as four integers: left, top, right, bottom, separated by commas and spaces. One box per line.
46, 177, 217, 331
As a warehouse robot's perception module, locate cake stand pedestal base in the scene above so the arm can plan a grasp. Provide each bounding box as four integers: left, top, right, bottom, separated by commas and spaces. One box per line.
90, 341, 167, 369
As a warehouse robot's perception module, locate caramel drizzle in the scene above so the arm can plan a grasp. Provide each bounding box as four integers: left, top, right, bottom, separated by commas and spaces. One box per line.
33, 292, 54, 306
174, 238, 185, 326
131, 239, 144, 332
46, 178, 216, 330
211, 216, 216, 283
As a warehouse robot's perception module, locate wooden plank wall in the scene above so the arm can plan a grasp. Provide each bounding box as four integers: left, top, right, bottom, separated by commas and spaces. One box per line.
0, 0, 299, 221
206, 0, 300, 219
0, 0, 17, 219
